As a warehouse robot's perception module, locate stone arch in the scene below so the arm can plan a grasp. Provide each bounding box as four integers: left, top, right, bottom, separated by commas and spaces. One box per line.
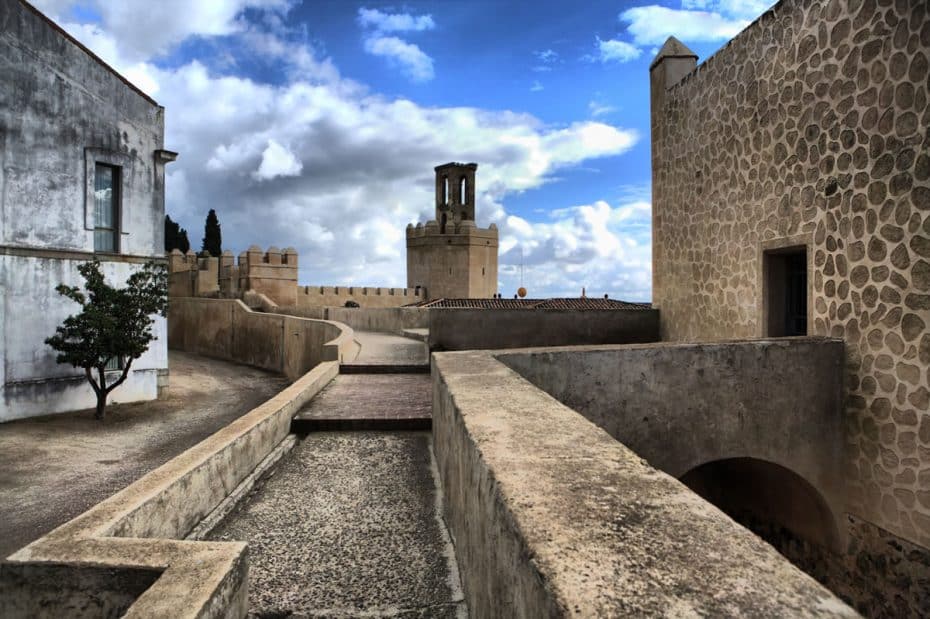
680, 457, 841, 557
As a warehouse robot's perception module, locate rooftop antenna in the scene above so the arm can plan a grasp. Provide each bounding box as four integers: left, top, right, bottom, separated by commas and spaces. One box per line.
520, 246, 524, 288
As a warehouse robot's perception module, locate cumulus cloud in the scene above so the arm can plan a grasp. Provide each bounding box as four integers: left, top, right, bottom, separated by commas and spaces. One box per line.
619, 2, 770, 46
530, 81, 544, 92
43, 2, 647, 298
254, 140, 303, 180
363, 36, 435, 82
591, 37, 642, 63
357, 7, 436, 82
499, 199, 652, 300
357, 8, 435, 33
33, 0, 292, 62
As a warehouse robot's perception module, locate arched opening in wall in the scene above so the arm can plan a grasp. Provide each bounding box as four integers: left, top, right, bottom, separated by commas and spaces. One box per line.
680, 458, 840, 587
440, 212, 447, 234
443, 176, 449, 204
459, 177, 466, 205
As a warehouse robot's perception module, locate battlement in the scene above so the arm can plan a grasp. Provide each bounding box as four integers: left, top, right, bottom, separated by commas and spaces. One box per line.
296, 285, 426, 309
405, 221, 498, 239
168, 245, 298, 306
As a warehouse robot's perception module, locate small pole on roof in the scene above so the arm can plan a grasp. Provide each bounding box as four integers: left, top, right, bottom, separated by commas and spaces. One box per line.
581, 286, 586, 298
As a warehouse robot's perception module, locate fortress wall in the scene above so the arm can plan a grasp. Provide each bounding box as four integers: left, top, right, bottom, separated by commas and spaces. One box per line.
428, 308, 659, 351
295, 285, 425, 309
167, 298, 356, 378
651, 1, 929, 613
431, 349, 856, 618
323, 306, 429, 335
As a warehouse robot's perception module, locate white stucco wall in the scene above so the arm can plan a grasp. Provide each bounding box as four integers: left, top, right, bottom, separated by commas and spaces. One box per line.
0, 2, 171, 421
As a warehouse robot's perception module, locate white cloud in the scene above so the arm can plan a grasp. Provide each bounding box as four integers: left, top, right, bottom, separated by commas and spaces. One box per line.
357, 8, 435, 33
592, 37, 641, 63
498, 199, 652, 300
620, 5, 752, 46
254, 139, 303, 180
357, 8, 436, 83
681, 0, 773, 20
530, 81, 544, 92
33, 0, 292, 62
588, 101, 616, 117
363, 36, 435, 82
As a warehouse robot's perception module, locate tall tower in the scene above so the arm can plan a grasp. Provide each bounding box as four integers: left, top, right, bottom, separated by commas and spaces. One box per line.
407, 163, 498, 300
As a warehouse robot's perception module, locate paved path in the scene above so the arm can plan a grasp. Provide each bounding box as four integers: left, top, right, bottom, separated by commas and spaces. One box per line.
209, 432, 466, 618
293, 374, 431, 431
351, 330, 428, 366
0, 352, 288, 558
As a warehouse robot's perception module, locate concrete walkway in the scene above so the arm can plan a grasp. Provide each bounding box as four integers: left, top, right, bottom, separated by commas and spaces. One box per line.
351, 330, 428, 366
0, 352, 289, 558
293, 374, 432, 431
209, 432, 466, 617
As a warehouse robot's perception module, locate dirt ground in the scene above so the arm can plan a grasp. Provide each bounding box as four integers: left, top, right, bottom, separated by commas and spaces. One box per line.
0, 351, 289, 558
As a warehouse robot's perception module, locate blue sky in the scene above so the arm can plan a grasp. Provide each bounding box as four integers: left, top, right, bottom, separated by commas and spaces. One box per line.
36, 0, 774, 301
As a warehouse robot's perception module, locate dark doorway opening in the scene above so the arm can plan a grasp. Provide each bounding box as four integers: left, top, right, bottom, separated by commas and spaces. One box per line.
765, 246, 808, 336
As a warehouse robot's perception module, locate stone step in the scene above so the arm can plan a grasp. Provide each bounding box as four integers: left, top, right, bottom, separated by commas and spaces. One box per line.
292, 374, 431, 433
339, 363, 429, 374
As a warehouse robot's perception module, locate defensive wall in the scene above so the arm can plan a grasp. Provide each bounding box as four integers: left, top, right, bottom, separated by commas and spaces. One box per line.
167, 298, 358, 380
168, 246, 424, 308
428, 307, 660, 351
650, 0, 929, 613
431, 343, 856, 617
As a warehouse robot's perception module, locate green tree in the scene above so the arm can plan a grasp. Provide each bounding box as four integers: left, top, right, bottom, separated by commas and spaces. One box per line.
45, 260, 168, 420
164, 214, 190, 253
201, 209, 222, 257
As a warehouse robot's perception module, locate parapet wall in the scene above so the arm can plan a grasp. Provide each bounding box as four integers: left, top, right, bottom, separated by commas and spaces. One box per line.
167, 298, 358, 379
431, 348, 856, 617
296, 285, 425, 309
428, 308, 660, 351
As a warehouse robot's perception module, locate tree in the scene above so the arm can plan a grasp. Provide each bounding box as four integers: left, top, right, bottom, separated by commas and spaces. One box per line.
201, 209, 222, 257
45, 260, 168, 420
164, 214, 190, 253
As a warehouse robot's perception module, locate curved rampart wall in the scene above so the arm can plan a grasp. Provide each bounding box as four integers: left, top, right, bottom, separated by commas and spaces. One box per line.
167, 298, 357, 379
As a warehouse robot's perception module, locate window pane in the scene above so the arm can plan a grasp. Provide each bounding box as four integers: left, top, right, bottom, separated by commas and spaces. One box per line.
94, 163, 118, 252
104, 356, 121, 371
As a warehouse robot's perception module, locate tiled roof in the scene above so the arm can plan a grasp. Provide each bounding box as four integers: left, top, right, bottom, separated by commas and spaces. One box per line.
406, 297, 651, 310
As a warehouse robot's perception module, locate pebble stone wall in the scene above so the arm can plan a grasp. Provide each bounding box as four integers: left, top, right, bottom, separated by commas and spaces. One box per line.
651, 0, 929, 614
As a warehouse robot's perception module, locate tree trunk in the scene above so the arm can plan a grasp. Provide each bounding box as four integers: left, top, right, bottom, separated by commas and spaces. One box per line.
95, 393, 107, 420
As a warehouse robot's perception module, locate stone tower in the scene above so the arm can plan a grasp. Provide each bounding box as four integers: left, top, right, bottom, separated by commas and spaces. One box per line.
406, 162, 498, 300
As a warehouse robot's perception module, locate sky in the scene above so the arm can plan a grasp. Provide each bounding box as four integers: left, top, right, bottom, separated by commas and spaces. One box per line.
34, 0, 775, 301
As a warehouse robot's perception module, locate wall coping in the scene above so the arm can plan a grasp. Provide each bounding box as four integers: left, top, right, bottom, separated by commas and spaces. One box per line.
432, 346, 857, 616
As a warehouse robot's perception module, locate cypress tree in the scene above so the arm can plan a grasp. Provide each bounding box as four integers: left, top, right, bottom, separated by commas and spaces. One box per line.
165, 215, 191, 253
201, 209, 222, 257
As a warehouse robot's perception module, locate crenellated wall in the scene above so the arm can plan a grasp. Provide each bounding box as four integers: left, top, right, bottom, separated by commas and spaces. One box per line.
295, 284, 425, 309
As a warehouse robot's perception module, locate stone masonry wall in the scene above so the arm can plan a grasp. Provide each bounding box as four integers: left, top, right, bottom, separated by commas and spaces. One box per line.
651, 0, 929, 614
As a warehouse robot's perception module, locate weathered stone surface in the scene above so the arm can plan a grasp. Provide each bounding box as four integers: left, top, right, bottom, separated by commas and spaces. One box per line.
651, 0, 930, 614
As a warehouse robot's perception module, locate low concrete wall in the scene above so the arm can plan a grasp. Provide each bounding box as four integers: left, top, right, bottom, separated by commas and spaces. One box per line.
1, 361, 339, 618
428, 308, 659, 351
497, 337, 847, 547
431, 349, 856, 617
168, 298, 358, 379
280, 306, 429, 336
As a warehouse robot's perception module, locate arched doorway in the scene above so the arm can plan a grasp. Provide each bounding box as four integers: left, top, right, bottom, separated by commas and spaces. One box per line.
680, 458, 840, 584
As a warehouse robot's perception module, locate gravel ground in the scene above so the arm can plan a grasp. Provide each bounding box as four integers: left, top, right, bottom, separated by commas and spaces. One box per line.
209, 431, 467, 618
0, 351, 289, 558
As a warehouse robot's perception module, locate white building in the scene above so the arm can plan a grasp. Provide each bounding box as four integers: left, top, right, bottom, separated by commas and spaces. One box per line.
1, 1, 175, 421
